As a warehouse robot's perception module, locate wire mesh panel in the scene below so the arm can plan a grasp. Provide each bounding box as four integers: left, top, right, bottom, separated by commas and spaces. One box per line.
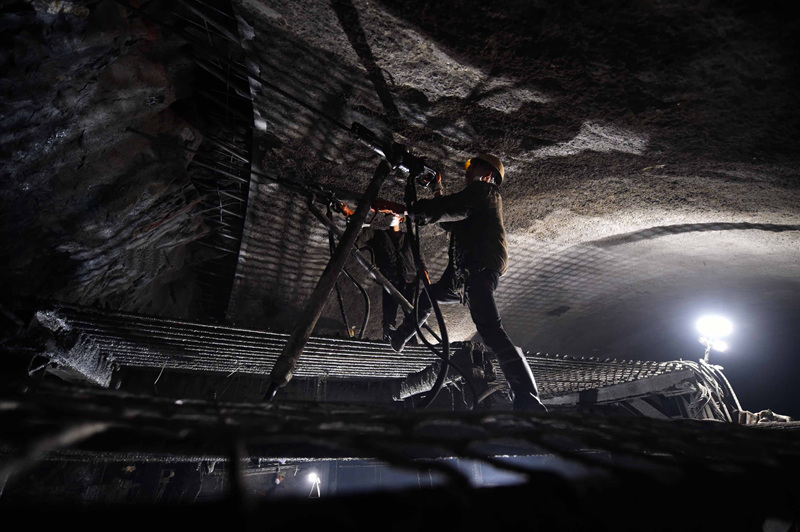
33, 304, 689, 399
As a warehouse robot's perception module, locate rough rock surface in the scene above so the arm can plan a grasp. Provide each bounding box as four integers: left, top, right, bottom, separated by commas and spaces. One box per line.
1, 0, 209, 317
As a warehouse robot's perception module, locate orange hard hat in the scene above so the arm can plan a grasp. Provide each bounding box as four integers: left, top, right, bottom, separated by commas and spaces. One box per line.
466, 153, 505, 185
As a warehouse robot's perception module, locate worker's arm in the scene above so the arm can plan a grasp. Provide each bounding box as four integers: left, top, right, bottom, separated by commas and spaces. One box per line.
412, 182, 486, 225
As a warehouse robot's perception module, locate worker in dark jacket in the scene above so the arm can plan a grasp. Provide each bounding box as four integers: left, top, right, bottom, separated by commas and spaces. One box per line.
360, 214, 416, 341
389, 154, 546, 412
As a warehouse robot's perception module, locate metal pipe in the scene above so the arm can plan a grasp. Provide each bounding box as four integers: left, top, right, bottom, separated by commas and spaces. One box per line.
265, 160, 392, 399
188, 0, 237, 21
193, 156, 249, 175
327, 221, 353, 338
170, 11, 231, 45
205, 135, 250, 161
191, 161, 250, 184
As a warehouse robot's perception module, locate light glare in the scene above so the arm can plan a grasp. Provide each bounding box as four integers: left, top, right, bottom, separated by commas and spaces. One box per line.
711, 340, 728, 352
308, 472, 319, 483
696, 316, 733, 339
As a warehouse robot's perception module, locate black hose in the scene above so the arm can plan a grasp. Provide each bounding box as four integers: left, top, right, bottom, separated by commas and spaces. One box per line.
327, 207, 371, 339
358, 246, 376, 266
408, 231, 479, 410
341, 267, 370, 339
403, 177, 478, 410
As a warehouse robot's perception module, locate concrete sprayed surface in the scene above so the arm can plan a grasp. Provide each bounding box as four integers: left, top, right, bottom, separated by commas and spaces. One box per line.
1, 0, 799, 414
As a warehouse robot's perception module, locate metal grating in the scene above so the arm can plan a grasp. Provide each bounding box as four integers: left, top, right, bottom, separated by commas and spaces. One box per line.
4, 346, 799, 531
35, 304, 687, 399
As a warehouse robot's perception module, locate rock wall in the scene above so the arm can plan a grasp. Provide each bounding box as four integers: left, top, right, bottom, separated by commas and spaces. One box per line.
1, 0, 208, 317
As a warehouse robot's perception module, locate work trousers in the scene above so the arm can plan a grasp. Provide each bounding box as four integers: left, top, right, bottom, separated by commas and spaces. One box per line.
416, 267, 518, 367
400, 266, 543, 409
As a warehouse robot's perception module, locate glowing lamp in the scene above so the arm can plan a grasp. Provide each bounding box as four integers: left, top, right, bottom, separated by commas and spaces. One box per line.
696, 315, 733, 363
696, 316, 733, 339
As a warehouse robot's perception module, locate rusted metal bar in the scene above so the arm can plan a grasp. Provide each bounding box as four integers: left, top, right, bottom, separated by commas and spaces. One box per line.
265, 161, 393, 400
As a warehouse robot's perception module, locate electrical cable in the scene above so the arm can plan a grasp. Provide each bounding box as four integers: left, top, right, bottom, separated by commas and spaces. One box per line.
683, 360, 733, 421
705, 362, 743, 413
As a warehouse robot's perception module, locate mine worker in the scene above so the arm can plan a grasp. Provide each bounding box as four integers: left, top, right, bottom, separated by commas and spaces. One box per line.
385, 154, 547, 412
359, 214, 416, 341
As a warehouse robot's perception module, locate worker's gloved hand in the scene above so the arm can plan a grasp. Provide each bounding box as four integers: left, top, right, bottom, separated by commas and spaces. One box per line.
331, 200, 355, 217
373, 199, 405, 215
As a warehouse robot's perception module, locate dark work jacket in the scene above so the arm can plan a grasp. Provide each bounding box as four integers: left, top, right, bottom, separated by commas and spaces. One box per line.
360, 227, 416, 284
412, 180, 508, 276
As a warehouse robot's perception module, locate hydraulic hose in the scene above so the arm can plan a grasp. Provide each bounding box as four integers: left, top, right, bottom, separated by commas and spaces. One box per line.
403, 178, 478, 410
408, 230, 479, 410
326, 206, 371, 339
341, 267, 370, 340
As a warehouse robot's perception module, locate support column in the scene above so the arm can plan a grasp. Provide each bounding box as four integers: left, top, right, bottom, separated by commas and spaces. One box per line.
265, 160, 393, 400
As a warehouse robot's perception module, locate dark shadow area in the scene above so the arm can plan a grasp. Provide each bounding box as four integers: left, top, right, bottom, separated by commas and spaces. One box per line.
331, 0, 401, 124
375, 0, 800, 162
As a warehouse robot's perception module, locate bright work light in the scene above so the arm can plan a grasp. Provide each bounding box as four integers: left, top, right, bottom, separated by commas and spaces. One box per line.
696, 316, 733, 339
696, 315, 733, 363
308, 471, 321, 498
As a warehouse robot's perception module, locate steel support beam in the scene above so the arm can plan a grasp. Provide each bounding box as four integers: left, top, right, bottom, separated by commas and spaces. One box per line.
265, 161, 392, 400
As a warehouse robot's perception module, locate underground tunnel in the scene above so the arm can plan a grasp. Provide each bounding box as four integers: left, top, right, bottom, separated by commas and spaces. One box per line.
1, 0, 799, 529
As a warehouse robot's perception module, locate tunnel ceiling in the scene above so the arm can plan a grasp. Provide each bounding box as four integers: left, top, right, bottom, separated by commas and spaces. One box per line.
2, 0, 799, 414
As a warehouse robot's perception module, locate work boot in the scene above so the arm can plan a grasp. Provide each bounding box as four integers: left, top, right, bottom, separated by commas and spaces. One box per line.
382, 323, 396, 343
497, 348, 548, 412
388, 310, 431, 352
450, 342, 499, 407
388, 320, 418, 352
